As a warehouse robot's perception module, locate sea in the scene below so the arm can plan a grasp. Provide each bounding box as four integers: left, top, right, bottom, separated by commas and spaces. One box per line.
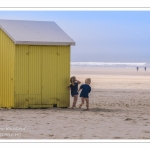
71, 62, 150, 68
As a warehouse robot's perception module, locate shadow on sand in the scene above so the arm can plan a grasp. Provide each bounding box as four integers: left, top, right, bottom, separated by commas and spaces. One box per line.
48, 107, 124, 113
0, 107, 125, 113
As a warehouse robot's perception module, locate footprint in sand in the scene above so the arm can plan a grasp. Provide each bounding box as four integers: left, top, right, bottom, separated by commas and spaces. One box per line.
49, 134, 54, 137
0, 119, 5, 121
113, 137, 122, 139
125, 118, 132, 121
126, 104, 129, 107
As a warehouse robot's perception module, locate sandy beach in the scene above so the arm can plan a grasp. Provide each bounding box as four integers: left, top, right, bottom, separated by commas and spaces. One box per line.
0, 67, 150, 139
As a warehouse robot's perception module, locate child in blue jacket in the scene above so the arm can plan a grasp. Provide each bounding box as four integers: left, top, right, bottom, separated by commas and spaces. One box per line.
78, 78, 91, 110
68, 76, 81, 109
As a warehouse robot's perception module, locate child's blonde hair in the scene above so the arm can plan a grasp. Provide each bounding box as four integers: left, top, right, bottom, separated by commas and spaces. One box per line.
70, 76, 76, 86
85, 78, 91, 84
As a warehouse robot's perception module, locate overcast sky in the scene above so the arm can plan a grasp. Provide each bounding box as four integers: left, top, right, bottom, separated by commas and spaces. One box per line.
0, 11, 150, 62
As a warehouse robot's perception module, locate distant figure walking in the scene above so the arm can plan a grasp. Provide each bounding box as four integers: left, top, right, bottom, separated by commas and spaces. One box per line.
144, 66, 146, 71
137, 66, 139, 72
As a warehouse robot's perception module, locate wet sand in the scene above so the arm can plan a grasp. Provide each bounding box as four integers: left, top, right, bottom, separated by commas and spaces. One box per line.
0, 67, 150, 139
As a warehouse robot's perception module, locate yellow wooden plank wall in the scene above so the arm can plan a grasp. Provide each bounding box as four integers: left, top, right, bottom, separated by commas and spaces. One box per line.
28, 46, 42, 107
0, 29, 15, 108
14, 45, 29, 108
42, 46, 57, 105
14, 45, 70, 108
57, 46, 70, 107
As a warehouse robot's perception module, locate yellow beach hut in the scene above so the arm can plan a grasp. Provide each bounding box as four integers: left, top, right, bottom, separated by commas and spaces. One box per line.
0, 19, 75, 108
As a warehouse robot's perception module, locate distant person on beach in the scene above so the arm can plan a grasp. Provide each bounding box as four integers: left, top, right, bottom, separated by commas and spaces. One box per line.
78, 78, 91, 110
68, 76, 81, 109
144, 66, 146, 71
137, 66, 139, 71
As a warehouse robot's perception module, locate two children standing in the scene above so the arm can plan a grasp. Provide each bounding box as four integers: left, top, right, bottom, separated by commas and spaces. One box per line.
68, 76, 91, 110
